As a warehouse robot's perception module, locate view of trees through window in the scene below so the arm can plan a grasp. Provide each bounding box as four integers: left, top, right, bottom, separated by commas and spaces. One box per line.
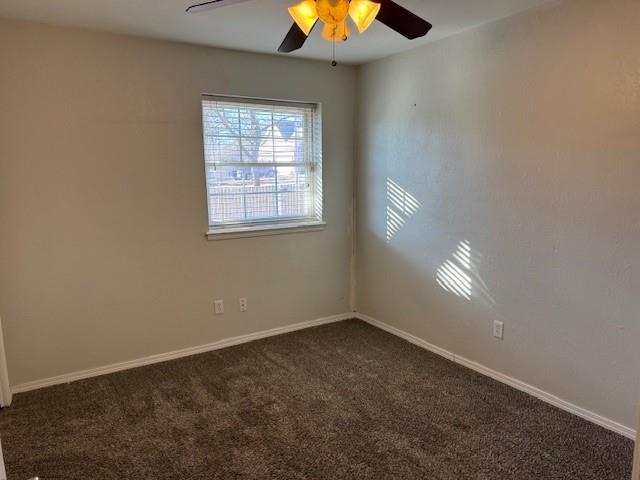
202, 97, 318, 226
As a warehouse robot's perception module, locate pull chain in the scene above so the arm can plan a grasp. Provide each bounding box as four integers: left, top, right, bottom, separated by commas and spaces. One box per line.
331, 37, 337, 67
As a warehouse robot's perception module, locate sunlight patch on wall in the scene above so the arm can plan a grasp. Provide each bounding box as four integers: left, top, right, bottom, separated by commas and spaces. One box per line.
386, 178, 421, 241
436, 240, 473, 300
436, 240, 496, 306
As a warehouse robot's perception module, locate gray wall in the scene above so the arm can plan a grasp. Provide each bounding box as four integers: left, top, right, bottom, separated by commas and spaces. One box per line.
0, 18, 355, 386
356, 0, 640, 429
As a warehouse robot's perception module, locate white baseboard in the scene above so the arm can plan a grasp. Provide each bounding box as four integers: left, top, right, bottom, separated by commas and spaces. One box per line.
0, 317, 12, 407
633, 410, 640, 480
355, 312, 636, 440
11, 313, 353, 395
10, 311, 636, 441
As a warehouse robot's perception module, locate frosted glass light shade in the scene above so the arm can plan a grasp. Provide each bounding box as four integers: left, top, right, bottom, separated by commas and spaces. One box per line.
349, 0, 381, 33
288, 0, 319, 36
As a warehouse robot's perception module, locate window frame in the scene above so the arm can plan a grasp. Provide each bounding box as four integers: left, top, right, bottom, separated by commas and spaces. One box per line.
200, 94, 325, 240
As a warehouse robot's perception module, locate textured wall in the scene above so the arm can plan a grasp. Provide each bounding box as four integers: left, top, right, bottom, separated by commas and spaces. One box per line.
0, 19, 355, 386
356, 0, 640, 429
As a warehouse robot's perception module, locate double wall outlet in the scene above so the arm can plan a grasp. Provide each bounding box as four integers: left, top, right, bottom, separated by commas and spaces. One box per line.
214, 300, 224, 315
214, 298, 248, 315
239, 298, 248, 312
493, 320, 504, 340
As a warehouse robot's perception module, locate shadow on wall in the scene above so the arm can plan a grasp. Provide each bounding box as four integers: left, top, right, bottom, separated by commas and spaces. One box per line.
436, 240, 496, 308
386, 178, 421, 241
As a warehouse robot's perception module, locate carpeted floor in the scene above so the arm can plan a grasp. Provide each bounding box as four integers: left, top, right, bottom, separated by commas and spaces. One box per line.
0, 319, 633, 479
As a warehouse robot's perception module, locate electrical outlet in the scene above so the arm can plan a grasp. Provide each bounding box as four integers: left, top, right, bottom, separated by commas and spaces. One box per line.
214, 300, 224, 315
239, 297, 248, 312
493, 320, 504, 339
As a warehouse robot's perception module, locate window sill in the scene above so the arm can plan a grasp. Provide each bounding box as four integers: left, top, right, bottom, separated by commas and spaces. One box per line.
206, 221, 326, 241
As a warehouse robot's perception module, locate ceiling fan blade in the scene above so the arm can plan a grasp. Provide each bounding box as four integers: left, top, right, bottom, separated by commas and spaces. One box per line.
375, 0, 432, 39
278, 21, 317, 53
186, 0, 253, 14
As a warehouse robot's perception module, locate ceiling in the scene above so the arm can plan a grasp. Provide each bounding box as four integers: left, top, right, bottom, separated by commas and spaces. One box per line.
0, 0, 551, 64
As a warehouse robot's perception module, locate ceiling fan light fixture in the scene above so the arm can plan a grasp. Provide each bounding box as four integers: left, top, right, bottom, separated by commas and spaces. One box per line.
348, 0, 381, 33
188, 0, 432, 56
316, 0, 350, 25
321, 20, 351, 42
288, 0, 319, 36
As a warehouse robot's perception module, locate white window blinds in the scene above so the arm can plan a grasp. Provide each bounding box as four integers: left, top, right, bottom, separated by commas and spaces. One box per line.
201, 95, 322, 229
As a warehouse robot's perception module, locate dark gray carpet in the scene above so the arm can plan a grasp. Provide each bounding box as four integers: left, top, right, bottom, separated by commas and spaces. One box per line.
0, 319, 633, 479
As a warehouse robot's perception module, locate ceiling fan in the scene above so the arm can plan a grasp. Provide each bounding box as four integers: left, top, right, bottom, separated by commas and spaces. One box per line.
186, 0, 432, 57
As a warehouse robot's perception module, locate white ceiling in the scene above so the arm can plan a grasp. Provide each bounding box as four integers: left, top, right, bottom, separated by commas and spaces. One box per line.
0, 0, 550, 64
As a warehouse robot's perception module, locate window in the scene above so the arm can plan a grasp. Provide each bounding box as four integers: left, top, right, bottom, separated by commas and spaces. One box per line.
201, 95, 323, 239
